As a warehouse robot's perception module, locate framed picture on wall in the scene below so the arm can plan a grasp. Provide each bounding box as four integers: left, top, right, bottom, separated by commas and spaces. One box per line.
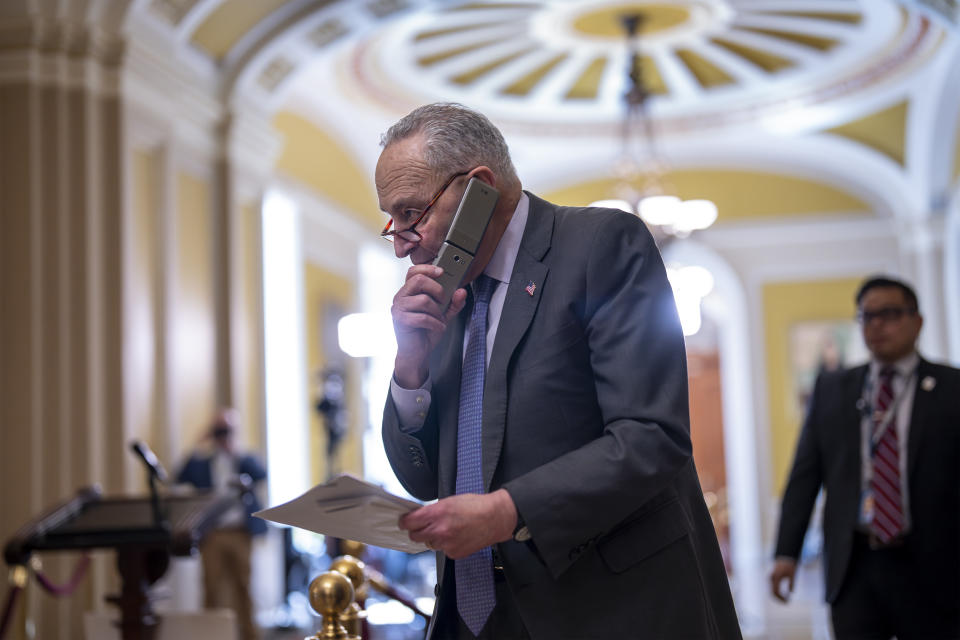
789, 320, 869, 416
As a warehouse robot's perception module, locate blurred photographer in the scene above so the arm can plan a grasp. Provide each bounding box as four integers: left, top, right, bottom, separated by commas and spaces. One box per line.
176, 407, 267, 640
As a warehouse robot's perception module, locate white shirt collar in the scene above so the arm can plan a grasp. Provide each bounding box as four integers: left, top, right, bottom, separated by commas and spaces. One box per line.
483, 192, 528, 285
870, 351, 919, 379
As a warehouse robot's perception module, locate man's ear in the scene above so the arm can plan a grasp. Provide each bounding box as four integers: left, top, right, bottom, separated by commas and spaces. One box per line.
470, 165, 496, 188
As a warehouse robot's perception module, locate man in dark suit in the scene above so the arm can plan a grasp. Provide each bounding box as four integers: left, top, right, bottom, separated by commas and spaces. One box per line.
771, 276, 960, 639
378, 103, 740, 639
176, 408, 267, 640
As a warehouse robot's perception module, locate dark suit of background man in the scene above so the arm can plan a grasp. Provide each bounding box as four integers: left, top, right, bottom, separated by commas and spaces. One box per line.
377, 103, 741, 639
176, 408, 267, 640
771, 276, 960, 640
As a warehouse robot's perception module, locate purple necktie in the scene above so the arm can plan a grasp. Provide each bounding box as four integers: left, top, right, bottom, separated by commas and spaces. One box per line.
870, 367, 904, 543
455, 274, 497, 636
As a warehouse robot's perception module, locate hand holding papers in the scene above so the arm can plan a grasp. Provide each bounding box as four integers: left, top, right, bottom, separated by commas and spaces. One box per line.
254, 474, 428, 554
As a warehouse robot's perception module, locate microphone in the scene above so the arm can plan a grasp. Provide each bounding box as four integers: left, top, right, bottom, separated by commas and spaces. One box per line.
130, 440, 168, 484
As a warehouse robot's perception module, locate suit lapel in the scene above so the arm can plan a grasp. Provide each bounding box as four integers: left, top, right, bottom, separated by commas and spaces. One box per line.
481, 194, 553, 490
434, 302, 468, 498
907, 358, 933, 479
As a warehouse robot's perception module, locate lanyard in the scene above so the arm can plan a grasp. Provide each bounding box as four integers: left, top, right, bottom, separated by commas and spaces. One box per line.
860, 368, 916, 454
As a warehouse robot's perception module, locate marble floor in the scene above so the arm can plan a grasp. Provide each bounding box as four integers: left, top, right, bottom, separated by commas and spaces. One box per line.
743, 559, 834, 640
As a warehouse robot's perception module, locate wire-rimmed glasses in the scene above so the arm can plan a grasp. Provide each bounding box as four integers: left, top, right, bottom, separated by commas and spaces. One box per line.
380, 171, 469, 242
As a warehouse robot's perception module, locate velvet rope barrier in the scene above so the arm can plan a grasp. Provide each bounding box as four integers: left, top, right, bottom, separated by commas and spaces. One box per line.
0, 556, 91, 639
32, 555, 91, 597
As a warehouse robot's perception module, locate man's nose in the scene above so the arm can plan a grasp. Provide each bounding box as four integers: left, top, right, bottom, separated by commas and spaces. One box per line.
394, 236, 416, 258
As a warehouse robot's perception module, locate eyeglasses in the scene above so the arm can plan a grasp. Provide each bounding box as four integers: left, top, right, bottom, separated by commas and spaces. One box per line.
380, 171, 470, 243
856, 306, 916, 325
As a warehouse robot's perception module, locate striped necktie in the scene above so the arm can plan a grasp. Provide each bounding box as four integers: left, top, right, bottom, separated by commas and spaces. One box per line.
455, 274, 497, 636
869, 366, 904, 544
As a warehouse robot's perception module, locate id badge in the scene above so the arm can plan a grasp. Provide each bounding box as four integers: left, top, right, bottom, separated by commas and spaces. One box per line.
858, 489, 874, 526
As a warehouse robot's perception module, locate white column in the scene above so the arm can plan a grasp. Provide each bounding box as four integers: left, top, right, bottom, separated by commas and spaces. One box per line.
902, 216, 948, 359
261, 191, 312, 506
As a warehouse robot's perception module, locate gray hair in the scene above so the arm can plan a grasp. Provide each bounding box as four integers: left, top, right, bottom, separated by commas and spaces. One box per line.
381, 103, 518, 186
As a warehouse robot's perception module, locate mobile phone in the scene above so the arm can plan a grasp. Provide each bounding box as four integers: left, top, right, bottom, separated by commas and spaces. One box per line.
432, 177, 499, 309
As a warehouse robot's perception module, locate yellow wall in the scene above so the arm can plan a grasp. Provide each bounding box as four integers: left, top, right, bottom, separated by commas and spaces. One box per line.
544, 169, 872, 221
176, 172, 216, 443
273, 111, 382, 230
304, 263, 362, 483
764, 277, 864, 495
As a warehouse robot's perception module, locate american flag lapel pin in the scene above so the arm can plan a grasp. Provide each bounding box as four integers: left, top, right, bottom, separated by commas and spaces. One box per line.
525, 280, 536, 296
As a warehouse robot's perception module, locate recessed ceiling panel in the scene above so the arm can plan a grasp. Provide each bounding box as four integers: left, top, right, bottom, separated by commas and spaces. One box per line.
825, 101, 909, 166
192, 0, 290, 61
345, 0, 937, 133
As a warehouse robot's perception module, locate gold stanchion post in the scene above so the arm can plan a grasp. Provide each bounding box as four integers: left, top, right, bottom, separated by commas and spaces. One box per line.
305, 571, 359, 640
328, 556, 367, 638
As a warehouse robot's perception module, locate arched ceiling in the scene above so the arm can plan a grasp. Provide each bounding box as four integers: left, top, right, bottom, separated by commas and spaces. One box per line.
138, 0, 960, 226
346, 1, 905, 126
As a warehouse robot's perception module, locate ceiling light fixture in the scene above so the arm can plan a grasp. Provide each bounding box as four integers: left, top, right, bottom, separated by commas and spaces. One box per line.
592, 12, 717, 246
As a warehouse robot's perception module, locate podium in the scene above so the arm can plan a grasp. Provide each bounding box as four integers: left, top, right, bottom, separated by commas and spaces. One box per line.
4, 485, 238, 640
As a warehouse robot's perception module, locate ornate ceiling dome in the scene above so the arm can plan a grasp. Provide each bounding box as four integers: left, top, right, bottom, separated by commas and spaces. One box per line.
344, 0, 937, 135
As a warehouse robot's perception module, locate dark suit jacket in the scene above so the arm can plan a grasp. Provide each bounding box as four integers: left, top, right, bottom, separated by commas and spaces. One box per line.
775, 358, 960, 611
383, 194, 741, 639
176, 451, 268, 536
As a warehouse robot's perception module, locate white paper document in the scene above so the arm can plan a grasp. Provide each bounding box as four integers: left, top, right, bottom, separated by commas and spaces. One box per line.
254, 474, 428, 554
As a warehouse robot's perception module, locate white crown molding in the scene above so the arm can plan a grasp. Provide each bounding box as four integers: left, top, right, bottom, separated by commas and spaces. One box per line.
704, 216, 916, 301
898, 210, 947, 252
170, 132, 215, 182
0, 47, 120, 94
272, 174, 368, 280
123, 28, 222, 162
126, 99, 174, 150
277, 173, 372, 239
226, 103, 283, 186
123, 6, 287, 178
699, 215, 897, 252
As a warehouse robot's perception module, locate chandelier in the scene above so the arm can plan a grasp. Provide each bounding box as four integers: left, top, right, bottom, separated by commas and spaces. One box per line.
591, 13, 717, 246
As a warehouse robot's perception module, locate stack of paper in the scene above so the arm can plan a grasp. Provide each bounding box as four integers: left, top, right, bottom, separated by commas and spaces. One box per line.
254, 474, 428, 554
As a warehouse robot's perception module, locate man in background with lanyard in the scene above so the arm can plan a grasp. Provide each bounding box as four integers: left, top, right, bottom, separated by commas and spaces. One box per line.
771, 275, 960, 639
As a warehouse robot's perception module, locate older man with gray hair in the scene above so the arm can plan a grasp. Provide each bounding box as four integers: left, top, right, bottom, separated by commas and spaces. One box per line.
377, 103, 740, 639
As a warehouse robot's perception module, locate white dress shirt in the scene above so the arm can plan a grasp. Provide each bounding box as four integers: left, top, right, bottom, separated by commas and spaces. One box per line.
212, 448, 247, 527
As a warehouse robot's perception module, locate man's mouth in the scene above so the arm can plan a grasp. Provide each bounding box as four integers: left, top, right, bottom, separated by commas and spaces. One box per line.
411, 249, 439, 265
